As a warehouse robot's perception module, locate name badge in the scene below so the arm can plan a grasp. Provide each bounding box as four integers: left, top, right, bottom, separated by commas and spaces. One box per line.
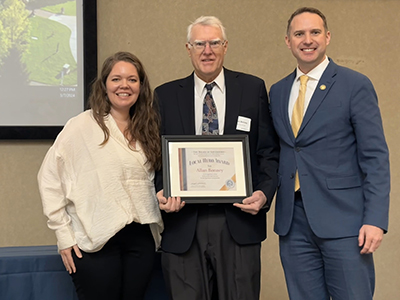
236, 116, 251, 132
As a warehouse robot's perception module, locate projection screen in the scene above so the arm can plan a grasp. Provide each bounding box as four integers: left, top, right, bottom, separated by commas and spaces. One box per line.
0, 0, 97, 139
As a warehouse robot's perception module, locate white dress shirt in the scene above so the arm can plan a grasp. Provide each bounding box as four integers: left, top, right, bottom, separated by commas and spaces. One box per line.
194, 69, 226, 135
288, 56, 330, 122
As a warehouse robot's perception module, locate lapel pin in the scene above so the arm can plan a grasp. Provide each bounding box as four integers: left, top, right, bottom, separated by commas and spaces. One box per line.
320, 84, 326, 90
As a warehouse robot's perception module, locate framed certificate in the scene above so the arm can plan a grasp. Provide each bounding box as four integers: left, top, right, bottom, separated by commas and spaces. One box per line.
162, 135, 253, 203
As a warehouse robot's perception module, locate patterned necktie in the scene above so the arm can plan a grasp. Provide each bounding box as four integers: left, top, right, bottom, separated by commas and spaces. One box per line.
202, 82, 218, 135
292, 75, 309, 191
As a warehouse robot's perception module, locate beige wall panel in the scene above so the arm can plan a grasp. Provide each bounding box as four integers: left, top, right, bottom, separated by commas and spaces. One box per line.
0, 141, 55, 246
0, 0, 398, 299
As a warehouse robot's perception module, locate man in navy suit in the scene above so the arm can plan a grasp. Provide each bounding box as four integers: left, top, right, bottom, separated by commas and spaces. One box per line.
269, 7, 390, 300
155, 16, 279, 300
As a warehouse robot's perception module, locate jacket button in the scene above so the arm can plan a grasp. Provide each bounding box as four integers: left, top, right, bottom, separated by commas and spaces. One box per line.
295, 147, 301, 152
290, 173, 294, 179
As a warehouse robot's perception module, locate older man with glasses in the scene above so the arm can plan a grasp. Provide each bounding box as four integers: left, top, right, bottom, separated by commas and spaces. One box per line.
154, 16, 279, 300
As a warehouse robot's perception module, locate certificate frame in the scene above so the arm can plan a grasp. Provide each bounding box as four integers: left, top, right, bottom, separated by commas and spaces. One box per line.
162, 135, 253, 203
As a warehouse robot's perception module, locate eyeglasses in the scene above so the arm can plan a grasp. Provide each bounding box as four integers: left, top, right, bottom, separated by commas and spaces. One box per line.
188, 39, 226, 51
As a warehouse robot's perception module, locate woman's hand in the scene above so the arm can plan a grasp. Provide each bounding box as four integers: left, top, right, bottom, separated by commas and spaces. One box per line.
60, 244, 83, 274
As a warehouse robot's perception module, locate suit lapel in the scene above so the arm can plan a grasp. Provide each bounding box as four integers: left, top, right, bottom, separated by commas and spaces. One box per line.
224, 69, 242, 133
177, 73, 196, 135
299, 61, 337, 135
282, 71, 297, 141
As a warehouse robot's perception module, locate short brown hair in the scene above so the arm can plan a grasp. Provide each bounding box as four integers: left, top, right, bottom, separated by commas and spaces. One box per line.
286, 7, 328, 37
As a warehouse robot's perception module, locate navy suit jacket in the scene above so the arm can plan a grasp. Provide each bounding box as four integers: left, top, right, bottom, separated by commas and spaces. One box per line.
155, 68, 279, 253
269, 59, 390, 238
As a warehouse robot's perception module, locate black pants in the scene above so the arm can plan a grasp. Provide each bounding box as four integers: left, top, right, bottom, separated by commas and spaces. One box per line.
162, 205, 261, 300
70, 222, 155, 300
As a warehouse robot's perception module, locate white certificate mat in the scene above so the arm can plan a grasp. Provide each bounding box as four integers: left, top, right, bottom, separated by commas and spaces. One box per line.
162, 135, 253, 203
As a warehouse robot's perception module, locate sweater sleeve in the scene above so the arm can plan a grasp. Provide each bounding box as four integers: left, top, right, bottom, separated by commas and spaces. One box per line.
38, 144, 76, 251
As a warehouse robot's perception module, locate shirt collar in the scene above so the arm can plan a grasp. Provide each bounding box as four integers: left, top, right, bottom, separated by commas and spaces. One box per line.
296, 56, 330, 82
194, 69, 225, 96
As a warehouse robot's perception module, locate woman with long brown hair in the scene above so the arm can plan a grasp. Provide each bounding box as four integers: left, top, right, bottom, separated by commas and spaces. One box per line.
38, 52, 162, 300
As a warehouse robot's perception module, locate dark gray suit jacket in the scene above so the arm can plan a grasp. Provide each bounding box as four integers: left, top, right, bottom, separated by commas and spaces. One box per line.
155, 68, 279, 253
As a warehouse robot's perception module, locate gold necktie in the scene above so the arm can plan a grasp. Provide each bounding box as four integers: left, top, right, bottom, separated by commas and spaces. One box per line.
292, 75, 309, 191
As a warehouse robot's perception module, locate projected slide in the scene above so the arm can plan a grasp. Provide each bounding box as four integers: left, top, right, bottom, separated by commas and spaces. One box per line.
0, 0, 85, 126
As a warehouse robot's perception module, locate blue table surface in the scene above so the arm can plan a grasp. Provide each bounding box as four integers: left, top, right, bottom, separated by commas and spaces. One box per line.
0, 245, 79, 300
0, 245, 59, 257
0, 245, 168, 300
